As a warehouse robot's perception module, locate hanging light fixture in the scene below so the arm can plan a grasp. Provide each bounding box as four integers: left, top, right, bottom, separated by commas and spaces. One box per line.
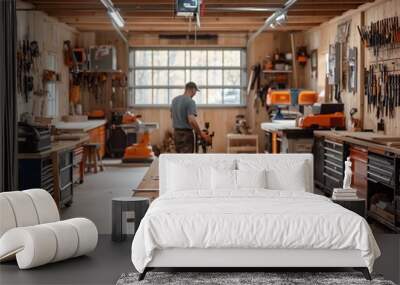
100, 0, 125, 28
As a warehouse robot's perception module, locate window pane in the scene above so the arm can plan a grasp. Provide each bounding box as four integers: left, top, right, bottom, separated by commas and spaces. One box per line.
128, 89, 135, 106
153, 50, 168, 66
223, 50, 241, 67
191, 69, 206, 86
191, 50, 207, 67
169, 88, 183, 103
135, 70, 152, 86
207, 50, 222, 67
208, 69, 222, 86
194, 91, 206, 104
223, 89, 241, 104
153, 70, 168, 86
129, 71, 134, 86
135, 89, 152, 104
223, 69, 240, 86
207, 89, 222, 104
154, 89, 169, 104
169, 50, 185, 66
169, 70, 185, 86
135, 50, 152, 67
185, 69, 191, 82
129, 51, 134, 68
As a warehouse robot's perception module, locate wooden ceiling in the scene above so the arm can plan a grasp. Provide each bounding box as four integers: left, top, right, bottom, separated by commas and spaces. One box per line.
24, 0, 374, 33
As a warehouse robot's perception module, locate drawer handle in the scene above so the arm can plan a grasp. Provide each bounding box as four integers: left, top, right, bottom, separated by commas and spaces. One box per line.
323, 173, 340, 183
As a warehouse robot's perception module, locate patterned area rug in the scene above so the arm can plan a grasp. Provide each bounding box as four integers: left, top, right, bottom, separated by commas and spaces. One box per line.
116, 271, 395, 285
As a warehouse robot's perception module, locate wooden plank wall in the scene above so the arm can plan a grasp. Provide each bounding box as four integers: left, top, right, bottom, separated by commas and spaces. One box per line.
95, 32, 247, 152
363, 0, 400, 134
247, 32, 295, 152
299, 0, 400, 135
16, 5, 77, 120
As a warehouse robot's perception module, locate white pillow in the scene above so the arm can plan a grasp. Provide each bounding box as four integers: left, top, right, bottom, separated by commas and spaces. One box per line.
265, 162, 307, 191
167, 160, 236, 191
211, 168, 237, 190
167, 163, 210, 191
236, 169, 267, 189
238, 158, 307, 191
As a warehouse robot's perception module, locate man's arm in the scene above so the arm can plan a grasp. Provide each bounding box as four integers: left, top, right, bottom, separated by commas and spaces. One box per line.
188, 114, 211, 143
188, 114, 203, 136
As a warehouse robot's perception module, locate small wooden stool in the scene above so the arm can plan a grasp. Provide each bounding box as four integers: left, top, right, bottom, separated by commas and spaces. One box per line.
83, 143, 104, 173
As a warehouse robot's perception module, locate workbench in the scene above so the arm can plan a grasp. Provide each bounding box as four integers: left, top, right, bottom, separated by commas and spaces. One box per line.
313, 131, 400, 232
18, 136, 89, 208
132, 158, 159, 202
55, 120, 107, 157
261, 121, 314, 153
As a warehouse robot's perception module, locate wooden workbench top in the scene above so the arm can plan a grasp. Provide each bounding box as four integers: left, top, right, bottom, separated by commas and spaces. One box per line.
54, 120, 107, 133
260, 121, 298, 132
314, 131, 400, 155
18, 136, 89, 159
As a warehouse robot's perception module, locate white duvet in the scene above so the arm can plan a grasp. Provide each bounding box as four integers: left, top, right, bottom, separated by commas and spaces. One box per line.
131, 190, 380, 273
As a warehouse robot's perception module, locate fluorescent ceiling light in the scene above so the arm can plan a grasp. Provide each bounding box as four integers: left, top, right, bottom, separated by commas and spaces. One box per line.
108, 9, 125, 28
275, 12, 287, 25
100, 0, 125, 28
100, 0, 112, 9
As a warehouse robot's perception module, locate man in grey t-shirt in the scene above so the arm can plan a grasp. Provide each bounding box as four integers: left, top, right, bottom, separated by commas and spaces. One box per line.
170, 82, 210, 153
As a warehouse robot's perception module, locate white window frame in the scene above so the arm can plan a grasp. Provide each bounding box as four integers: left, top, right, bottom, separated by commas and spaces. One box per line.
128, 47, 247, 107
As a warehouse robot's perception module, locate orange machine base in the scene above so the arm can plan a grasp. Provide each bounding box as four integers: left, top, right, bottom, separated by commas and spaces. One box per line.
299, 112, 345, 129
122, 145, 155, 163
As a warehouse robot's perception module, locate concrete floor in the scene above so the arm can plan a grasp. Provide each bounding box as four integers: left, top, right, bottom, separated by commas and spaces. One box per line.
1, 163, 399, 285
61, 164, 147, 234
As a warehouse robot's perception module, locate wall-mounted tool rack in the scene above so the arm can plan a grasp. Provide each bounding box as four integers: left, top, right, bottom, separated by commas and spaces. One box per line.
357, 16, 400, 56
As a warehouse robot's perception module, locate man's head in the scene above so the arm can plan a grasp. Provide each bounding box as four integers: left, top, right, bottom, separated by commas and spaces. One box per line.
184, 82, 200, 97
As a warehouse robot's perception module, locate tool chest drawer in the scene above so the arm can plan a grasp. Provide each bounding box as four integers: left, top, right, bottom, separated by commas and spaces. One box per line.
322, 140, 344, 193
367, 153, 395, 187
19, 156, 54, 195
60, 183, 73, 204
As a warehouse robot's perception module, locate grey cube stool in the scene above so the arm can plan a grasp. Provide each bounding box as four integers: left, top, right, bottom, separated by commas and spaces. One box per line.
112, 197, 150, 242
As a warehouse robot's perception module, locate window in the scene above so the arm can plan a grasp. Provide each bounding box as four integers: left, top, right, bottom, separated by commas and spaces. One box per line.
128, 48, 247, 106
46, 53, 58, 117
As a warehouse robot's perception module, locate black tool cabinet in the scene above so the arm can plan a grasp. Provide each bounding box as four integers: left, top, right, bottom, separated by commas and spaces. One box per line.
19, 150, 74, 208
367, 152, 399, 232
19, 156, 54, 196
313, 137, 346, 195
313, 135, 400, 232
59, 150, 74, 207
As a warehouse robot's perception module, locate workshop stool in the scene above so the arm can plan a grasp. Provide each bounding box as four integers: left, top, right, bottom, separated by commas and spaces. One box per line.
111, 197, 150, 242
83, 143, 104, 173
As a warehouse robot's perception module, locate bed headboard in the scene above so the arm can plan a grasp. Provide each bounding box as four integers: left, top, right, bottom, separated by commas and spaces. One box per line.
159, 153, 314, 196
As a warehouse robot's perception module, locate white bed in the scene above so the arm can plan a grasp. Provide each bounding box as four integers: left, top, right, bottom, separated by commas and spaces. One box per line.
131, 154, 380, 280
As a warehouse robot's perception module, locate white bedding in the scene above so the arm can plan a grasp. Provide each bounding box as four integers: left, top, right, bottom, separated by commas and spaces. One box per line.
131, 190, 380, 273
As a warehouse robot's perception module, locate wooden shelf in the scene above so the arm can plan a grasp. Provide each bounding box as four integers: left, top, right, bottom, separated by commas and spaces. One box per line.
263, 70, 292, 74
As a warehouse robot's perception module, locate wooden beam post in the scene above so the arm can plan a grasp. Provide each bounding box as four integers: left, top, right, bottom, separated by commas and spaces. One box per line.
290, 32, 298, 88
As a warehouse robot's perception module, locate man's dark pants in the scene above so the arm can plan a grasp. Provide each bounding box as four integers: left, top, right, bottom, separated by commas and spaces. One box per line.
174, 129, 195, 153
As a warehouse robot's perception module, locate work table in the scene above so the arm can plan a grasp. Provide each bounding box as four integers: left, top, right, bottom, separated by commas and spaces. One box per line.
261, 120, 314, 153
260, 120, 297, 131
313, 130, 400, 233
314, 131, 400, 156
54, 120, 107, 133
55, 119, 107, 158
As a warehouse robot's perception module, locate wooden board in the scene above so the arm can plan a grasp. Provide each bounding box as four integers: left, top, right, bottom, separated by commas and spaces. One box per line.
133, 158, 159, 202
21, 0, 374, 33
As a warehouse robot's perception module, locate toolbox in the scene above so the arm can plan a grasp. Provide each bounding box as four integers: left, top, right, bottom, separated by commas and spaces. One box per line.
322, 139, 345, 194
18, 123, 51, 153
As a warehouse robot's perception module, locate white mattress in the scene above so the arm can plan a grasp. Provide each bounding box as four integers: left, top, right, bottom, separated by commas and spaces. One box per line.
131, 190, 380, 273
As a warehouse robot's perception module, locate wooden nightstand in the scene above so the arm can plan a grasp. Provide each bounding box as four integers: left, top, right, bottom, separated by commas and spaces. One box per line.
332, 196, 366, 218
